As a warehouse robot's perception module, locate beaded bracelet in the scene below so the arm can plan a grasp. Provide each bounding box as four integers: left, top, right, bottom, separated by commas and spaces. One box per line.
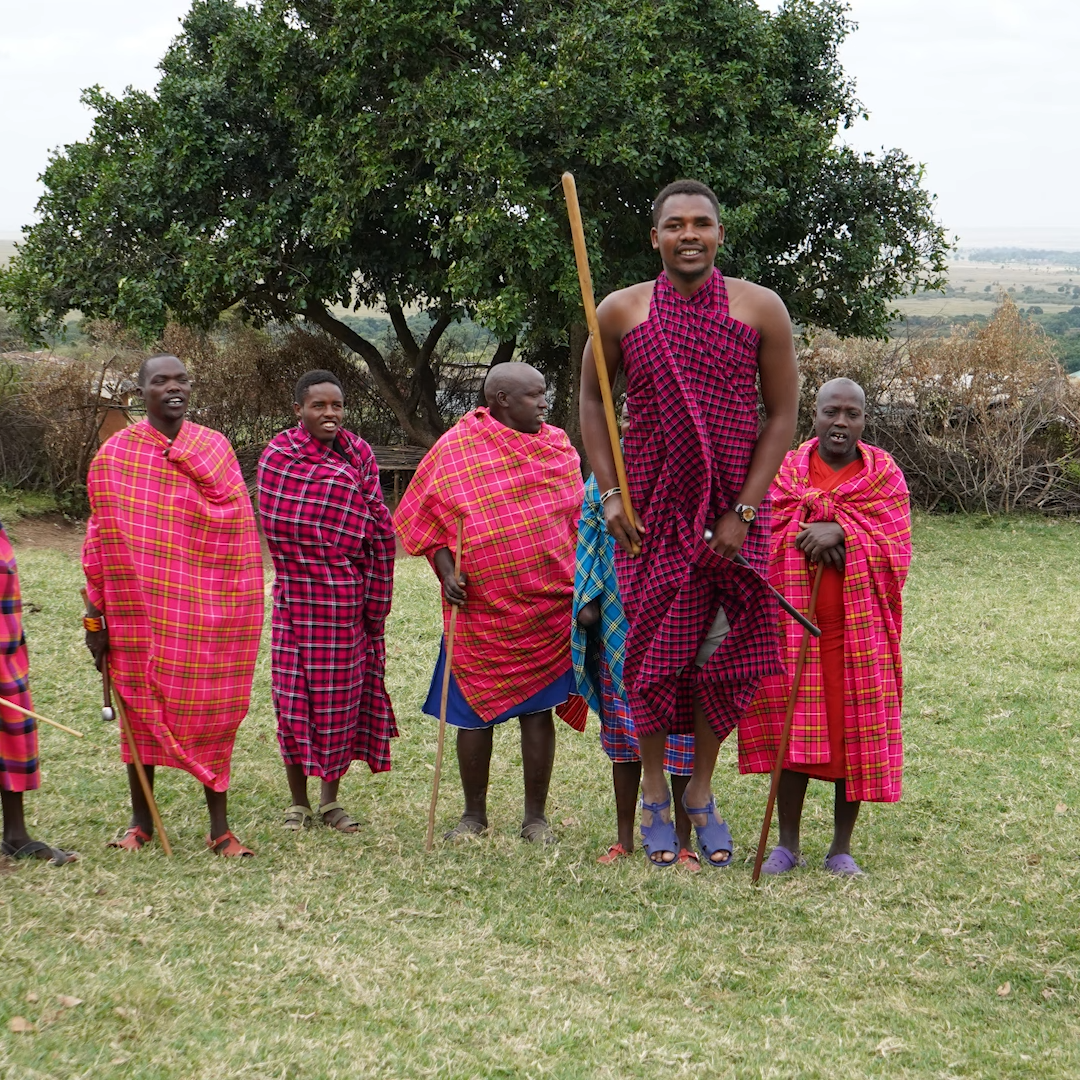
82, 615, 106, 633
599, 486, 621, 505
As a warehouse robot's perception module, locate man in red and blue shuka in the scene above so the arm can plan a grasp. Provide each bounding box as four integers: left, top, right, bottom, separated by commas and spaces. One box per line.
579, 179, 798, 869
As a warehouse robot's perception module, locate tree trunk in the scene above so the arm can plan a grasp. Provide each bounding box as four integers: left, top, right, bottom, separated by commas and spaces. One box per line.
302, 302, 446, 447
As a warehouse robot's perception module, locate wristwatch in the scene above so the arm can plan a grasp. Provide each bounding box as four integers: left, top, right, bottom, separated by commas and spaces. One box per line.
733, 503, 757, 524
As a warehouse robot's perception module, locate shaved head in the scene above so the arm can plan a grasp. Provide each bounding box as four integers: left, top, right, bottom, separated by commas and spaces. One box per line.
814, 378, 865, 467
483, 362, 545, 405
483, 362, 548, 434
816, 378, 865, 408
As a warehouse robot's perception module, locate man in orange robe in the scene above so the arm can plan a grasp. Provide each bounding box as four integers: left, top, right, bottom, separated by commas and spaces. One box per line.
739, 379, 911, 876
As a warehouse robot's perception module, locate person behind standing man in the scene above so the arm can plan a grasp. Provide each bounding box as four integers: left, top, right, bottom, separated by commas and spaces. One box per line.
258, 369, 397, 834
572, 407, 698, 869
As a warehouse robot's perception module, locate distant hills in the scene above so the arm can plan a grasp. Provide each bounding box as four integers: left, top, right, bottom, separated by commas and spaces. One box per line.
963, 248, 1080, 269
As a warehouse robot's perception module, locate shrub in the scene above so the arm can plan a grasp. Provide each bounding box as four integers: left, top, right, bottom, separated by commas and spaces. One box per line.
798, 297, 1080, 514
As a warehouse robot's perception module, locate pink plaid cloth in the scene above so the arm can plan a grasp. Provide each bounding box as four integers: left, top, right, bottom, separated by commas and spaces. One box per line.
83, 421, 263, 791
0, 522, 39, 793
258, 426, 397, 779
394, 408, 583, 723
617, 270, 783, 739
739, 439, 911, 802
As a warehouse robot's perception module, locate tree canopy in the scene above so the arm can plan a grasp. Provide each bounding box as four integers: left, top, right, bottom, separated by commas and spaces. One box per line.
1, 0, 949, 445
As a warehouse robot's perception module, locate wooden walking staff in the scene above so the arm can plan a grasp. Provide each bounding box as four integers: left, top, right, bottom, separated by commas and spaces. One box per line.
82, 588, 172, 856
562, 171, 640, 555
0, 698, 84, 739
751, 562, 825, 884
425, 519, 465, 852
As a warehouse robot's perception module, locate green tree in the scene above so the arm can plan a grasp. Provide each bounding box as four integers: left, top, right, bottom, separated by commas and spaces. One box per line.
1, 0, 948, 446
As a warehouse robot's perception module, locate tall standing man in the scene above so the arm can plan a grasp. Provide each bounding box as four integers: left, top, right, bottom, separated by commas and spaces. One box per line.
83, 354, 264, 856
395, 362, 584, 845
740, 379, 911, 876
579, 179, 799, 867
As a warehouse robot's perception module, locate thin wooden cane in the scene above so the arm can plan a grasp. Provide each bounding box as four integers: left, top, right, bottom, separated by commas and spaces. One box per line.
83, 587, 174, 856
0, 698, 84, 738
425, 520, 464, 852
110, 678, 173, 857
751, 562, 825, 884
562, 172, 640, 555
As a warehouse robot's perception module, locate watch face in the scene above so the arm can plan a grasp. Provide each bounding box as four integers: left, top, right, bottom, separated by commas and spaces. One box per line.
738, 505, 756, 522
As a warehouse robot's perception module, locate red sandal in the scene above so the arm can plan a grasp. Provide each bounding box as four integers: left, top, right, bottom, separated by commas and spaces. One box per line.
677, 847, 701, 873
107, 825, 151, 851
207, 830, 255, 857
597, 842, 632, 865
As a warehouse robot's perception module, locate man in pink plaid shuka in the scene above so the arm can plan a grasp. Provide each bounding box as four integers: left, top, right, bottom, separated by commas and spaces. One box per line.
395, 363, 584, 846
83, 354, 263, 857
740, 379, 911, 878
580, 180, 799, 868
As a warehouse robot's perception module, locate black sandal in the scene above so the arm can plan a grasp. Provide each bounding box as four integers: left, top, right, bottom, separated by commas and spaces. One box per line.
1, 839, 79, 866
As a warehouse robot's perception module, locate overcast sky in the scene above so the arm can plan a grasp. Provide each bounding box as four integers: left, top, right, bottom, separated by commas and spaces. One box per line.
1, 1, 1077, 244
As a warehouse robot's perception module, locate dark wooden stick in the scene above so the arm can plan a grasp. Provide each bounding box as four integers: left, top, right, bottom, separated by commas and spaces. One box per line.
425, 520, 464, 852
562, 171, 640, 555
751, 562, 825, 884
733, 553, 821, 638
85, 585, 172, 856
110, 678, 173, 858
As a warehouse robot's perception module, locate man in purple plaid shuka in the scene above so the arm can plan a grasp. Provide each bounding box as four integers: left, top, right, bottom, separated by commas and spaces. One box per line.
258, 370, 397, 835
579, 180, 799, 868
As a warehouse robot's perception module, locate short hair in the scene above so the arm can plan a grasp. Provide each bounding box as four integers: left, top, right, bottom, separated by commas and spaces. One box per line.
136, 353, 183, 387
293, 369, 343, 405
651, 180, 721, 226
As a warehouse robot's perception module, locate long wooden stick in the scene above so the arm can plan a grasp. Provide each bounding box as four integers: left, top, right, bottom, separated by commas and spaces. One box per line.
0, 698, 84, 738
110, 677, 172, 858
562, 171, 640, 555
752, 562, 825, 884
425, 520, 464, 852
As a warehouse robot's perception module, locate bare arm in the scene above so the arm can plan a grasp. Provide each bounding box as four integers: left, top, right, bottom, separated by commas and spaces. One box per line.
579, 288, 647, 555
709, 288, 799, 558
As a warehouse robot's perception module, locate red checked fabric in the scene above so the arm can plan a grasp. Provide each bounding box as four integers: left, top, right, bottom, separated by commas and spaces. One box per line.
258, 426, 398, 779
617, 270, 783, 739
0, 522, 39, 792
394, 408, 584, 724
83, 421, 263, 791
739, 439, 911, 802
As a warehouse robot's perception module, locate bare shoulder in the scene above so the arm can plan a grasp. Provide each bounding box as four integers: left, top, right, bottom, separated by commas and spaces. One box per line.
596, 280, 654, 339
725, 277, 792, 336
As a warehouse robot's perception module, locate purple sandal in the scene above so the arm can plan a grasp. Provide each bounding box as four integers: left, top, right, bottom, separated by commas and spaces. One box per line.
760, 846, 805, 876
824, 853, 864, 877
681, 792, 734, 868
640, 796, 678, 868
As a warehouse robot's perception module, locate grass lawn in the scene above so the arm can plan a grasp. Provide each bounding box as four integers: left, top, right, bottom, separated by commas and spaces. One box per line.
1, 512, 1079, 1078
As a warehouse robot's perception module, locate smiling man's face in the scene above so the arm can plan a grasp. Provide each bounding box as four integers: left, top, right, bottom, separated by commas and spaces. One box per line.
651, 193, 722, 286
137, 354, 190, 433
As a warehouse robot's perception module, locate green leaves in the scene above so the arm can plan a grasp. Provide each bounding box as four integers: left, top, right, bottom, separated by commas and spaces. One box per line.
0, 0, 949, 436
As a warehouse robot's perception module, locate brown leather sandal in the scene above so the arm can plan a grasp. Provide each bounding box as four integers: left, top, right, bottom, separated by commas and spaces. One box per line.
207, 830, 255, 857
107, 825, 151, 851
319, 802, 359, 833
